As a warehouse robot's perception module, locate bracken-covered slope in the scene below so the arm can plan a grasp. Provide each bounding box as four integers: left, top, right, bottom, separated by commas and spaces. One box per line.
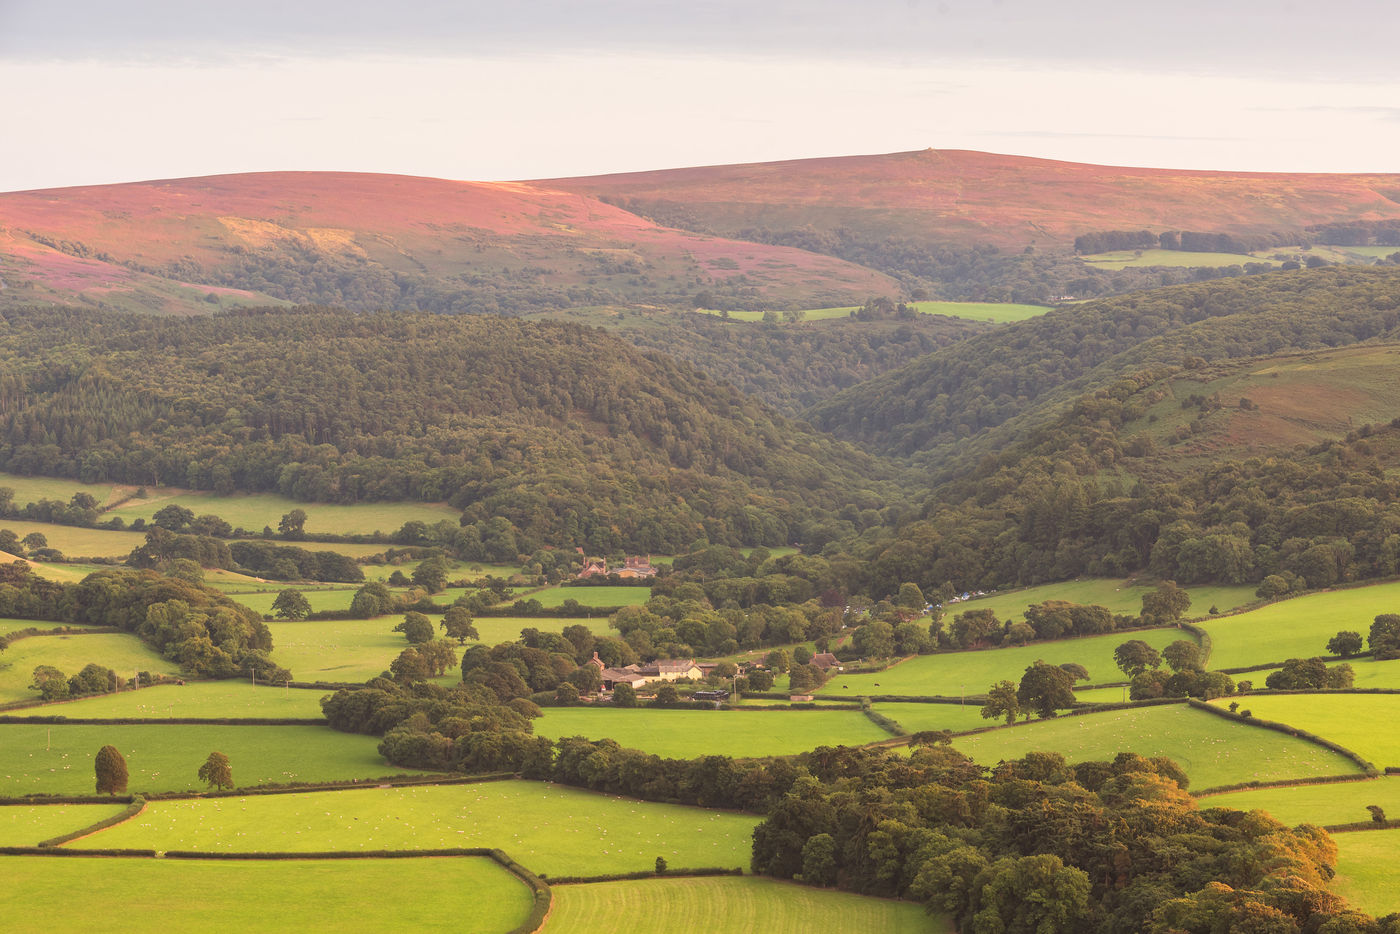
542, 148, 1400, 250
0, 172, 895, 315
0, 305, 900, 554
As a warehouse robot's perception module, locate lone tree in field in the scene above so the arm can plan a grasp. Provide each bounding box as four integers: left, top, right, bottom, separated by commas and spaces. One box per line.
278, 509, 308, 540
1141, 581, 1191, 624
981, 680, 1021, 725
1162, 640, 1203, 672
198, 751, 234, 791
1328, 630, 1363, 657
95, 745, 128, 795
440, 606, 478, 644
1114, 639, 1161, 678
394, 611, 435, 644
1017, 661, 1077, 719
271, 588, 311, 621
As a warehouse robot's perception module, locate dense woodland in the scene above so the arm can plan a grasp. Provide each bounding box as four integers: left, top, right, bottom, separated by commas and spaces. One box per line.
0, 306, 900, 555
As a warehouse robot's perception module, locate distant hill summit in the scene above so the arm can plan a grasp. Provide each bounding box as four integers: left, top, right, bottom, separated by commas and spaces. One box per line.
542, 148, 1400, 249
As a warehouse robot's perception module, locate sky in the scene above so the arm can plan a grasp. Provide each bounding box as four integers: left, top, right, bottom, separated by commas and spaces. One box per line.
2, 0, 1399, 192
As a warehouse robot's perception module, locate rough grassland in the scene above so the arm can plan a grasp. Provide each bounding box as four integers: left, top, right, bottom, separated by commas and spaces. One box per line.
546, 876, 951, 933
0, 471, 119, 506
0, 723, 419, 795
1333, 830, 1400, 918
1080, 249, 1277, 269
31, 681, 329, 719
3, 856, 532, 934
698, 301, 1044, 324
0, 632, 179, 705
1201, 776, 1400, 828
106, 492, 458, 537
953, 704, 1362, 790
0, 802, 127, 845
872, 702, 1004, 735
532, 707, 888, 759
816, 628, 1185, 698
1201, 581, 1400, 669
1209, 694, 1400, 768
86, 780, 758, 876
958, 578, 1256, 622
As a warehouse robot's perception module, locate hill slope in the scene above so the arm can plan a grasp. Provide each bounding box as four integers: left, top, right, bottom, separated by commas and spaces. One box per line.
0, 172, 895, 315
0, 305, 899, 554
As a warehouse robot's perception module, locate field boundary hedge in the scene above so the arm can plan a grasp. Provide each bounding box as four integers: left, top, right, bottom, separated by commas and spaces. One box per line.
1179, 622, 1212, 667
0, 625, 121, 644
857, 701, 906, 737
37, 795, 146, 847
545, 866, 743, 885
1193, 772, 1379, 797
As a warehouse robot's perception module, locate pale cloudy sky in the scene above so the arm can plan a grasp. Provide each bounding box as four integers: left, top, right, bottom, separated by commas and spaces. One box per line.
2, 0, 1398, 192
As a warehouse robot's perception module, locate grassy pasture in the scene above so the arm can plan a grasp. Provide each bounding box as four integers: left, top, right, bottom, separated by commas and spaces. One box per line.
0, 723, 418, 795
1201, 581, 1400, 669
264, 617, 408, 683
816, 627, 1186, 698
532, 707, 888, 759
3, 855, 533, 934
1209, 694, 1400, 768
231, 588, 358, 616
0, 802, 127, 845
1080, 249, 1277, 269
35, 681, 329, 719
0, 471, 120, 506
1332, 829, 1400, 918
0, 520, 146, 557
14, 560, 113, 583
956, 578, 1256, 622
953, 704, 1362, 790
1201, 776, 1400, 828
872, 702, 1002, 735
1244, 656, 1400, 690
546, 876, 951, 933
86, 780, 759, 876
106, 492, 458, 537
526, 585, 650, 608
0, 632, 179, 705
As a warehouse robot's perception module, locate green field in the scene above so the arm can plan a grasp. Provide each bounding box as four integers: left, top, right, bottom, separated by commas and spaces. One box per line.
1208, 694, 1400, 768
872, 701, 1004, 735
0, 802, 128, 845
87, 779, 758, 876
953, 704, 1362, 791
0, 520, 147, 558
546, 876, 951, 933
1201, 581, 1400, 669
0, 632, 180, 705
1201, 776, 1400, 828
0, 723, 419, 795
1333, 829, 1400, 918
232, 588, 359, 616
956, 578, 1257, 622
265, 617, 412, 683
526, 585, 650, 608
1245, 656, 1400, 690
3, 855, 532, 934
1080, 249, 1279, 270
106, 492, 459, 537
0, 471, 120, 507
532, 707, 888, 759
34, 681, 329, 719
817, 627, 1186, 698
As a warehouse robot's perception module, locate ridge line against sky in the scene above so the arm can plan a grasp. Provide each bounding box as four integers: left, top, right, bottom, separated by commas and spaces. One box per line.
2, 0, 1398, 192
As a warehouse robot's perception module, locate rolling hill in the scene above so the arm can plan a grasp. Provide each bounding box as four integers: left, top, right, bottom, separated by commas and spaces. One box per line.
542, 148, 1400, 250
0, 171, 895, 315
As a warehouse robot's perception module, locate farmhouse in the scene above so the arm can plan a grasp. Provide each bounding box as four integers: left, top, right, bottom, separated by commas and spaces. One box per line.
616, 555, 657, 579
577, 559, 609, 579
810, 652, 842, 672
597, 657, 704, 689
